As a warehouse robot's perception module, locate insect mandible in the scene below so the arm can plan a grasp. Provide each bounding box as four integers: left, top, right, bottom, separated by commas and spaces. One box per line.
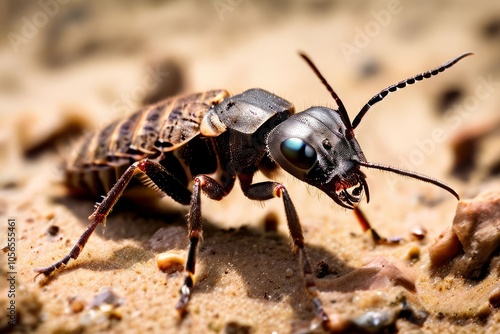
35, 52, 472, 328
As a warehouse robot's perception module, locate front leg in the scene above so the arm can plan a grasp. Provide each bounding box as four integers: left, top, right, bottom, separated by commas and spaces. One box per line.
239, 175, 330, 331
353, 207, 403, 245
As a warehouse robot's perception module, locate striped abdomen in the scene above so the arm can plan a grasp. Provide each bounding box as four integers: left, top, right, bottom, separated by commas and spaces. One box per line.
65, 90, 229, 195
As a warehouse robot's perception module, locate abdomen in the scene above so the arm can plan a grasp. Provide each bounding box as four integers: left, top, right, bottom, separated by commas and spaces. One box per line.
64, 90, 229, 195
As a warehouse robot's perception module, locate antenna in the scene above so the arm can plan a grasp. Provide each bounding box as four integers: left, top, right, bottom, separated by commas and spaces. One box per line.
357, 161, 459, 200
299, 52, 353, 136
352, 53, 474, 129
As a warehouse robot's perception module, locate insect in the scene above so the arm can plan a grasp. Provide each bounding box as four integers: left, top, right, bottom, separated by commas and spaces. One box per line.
35, 52, 472, 330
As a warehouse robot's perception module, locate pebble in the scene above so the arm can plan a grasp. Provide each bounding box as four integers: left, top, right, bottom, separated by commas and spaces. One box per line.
156, 252, 185, 274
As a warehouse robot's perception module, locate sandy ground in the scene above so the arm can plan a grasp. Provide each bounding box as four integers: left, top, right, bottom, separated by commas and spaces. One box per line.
0, 1, 499, 333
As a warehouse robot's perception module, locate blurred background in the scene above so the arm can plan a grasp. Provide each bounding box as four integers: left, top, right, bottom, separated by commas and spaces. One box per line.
1, 0, 499, 195
0, 0, 499, 332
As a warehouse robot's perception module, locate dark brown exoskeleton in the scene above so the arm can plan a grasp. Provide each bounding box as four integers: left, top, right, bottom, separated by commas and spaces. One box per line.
35, 52, 472, 330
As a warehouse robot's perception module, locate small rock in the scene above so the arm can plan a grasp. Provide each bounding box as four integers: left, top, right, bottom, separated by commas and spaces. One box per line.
89, 288, 122, 309
82, 288, 123, 325
489, 285, 500, 308
429, 191, 500, 278
410, 226, 426, 241
353, 309, 398, 332
224, 321, 251, 334
46, 225, 60, 236
429, 227, 461, 267
405, 246, 420, 262
156, 251, 185, 274
318, 257, 415, 293
69, 296, 86, 313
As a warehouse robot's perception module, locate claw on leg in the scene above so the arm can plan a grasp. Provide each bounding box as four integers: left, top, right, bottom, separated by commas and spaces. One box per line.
354, 206, 403, 245
175, 175, 230, 317
176, 273, 195, 316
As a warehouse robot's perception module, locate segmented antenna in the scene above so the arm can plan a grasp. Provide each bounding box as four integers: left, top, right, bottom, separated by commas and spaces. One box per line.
299, 52, 353, 136
357, 161, 460, 200
352, 52, 474, 129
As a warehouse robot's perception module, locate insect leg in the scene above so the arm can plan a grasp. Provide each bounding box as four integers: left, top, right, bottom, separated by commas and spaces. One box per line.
353, 206, 402, 245
240, 178, 331, 330
35, 159, 191, 278
34, 161, 143, 277
176, 175, 230, 316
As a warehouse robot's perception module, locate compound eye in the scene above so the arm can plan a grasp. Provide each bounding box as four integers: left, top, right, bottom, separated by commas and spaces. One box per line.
280, 138, 317, 170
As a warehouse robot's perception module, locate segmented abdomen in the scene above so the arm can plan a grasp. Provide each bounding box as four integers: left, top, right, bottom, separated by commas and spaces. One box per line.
65, 90, 229, 195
